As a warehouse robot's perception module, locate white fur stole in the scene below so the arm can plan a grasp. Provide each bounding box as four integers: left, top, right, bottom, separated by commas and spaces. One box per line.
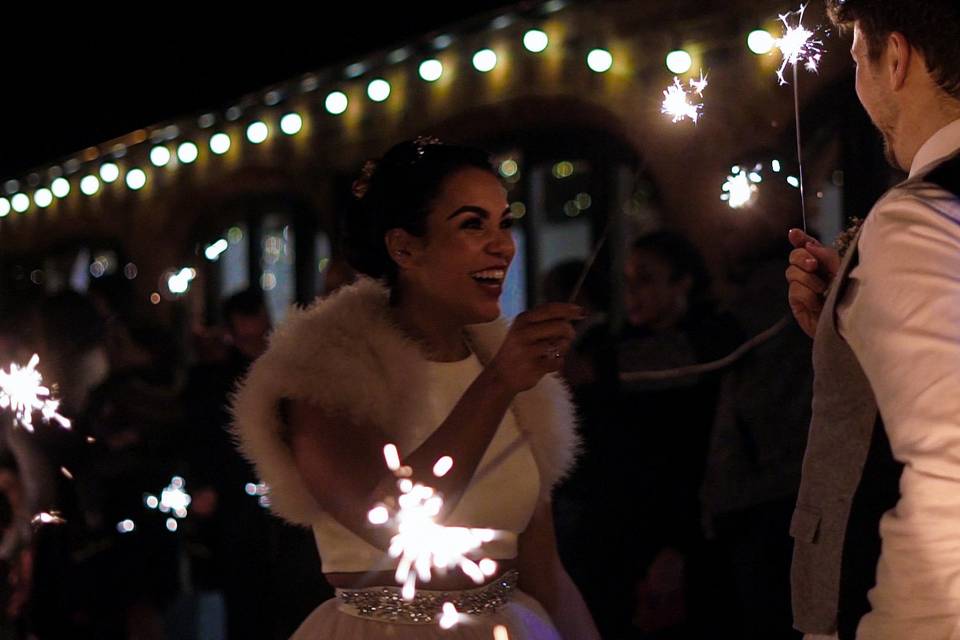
230, 277, 581, 525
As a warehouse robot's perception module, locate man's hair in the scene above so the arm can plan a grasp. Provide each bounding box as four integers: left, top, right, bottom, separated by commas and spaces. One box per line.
826, 0, 960, 98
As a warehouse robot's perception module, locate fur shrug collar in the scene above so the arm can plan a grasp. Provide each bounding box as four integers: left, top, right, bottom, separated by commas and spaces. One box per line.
231, 277, 580, 525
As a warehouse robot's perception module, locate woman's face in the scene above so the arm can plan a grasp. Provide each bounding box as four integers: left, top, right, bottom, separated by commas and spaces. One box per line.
399, 167, 515, 324
623, 249, 690, 330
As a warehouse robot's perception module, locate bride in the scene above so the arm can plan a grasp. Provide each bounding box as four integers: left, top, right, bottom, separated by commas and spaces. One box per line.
231, 138, 600, 639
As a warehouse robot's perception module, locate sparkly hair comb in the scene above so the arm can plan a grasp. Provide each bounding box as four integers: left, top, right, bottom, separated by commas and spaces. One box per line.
351, 137, 445, 199
412, 135, 443, 157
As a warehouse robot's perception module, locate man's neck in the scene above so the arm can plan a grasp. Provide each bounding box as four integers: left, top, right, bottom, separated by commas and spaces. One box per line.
896, 100, 960, 171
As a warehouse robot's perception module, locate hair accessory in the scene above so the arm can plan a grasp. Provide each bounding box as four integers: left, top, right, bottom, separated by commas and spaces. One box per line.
351, 160, 378, 200
413, 135, 443, 158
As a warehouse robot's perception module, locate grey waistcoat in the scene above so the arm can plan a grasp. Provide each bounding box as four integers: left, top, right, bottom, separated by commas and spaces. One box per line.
790, 153, 960, 635
790, 222, 879, 635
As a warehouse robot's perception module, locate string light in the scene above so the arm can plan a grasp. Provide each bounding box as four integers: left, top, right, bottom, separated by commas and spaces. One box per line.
150, 146, 171, 167
51, 178, 70, 198
472, 49, 498, 72
419, 59, 443, 82
209, 133, 231, 155
325, 91, 348, 115
748, 29, 775, 55
280, 113, 303, 135
177, 141, 199, 163
246, 121, 269, 144
99, 163, 120, 183
11, 194, 29, 213
586, 49, 613, 73
33, 188, 52, 208
126, 168, 147, 190
0, 15, 814, 216
80, 176, 100, 196
523, 29, 549, 53
665, 49, 693, 74
367, 79, 391, 102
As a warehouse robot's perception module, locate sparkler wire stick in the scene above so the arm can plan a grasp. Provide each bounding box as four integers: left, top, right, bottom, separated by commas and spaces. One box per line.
567, 216, 613, 304
793, 64, 808, 231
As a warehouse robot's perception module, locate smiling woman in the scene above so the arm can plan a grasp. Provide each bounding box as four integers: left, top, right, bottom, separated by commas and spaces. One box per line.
230, 138, 600, 639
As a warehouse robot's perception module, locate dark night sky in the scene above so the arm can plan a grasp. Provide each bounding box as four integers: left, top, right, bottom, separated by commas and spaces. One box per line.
0, 2, 518, 181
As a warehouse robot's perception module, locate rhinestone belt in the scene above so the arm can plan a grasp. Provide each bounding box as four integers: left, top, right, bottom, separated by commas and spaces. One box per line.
336, 569, 518, 624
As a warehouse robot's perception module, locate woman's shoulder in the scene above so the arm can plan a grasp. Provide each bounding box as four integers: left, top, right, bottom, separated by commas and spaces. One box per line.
267, 277, 391, 352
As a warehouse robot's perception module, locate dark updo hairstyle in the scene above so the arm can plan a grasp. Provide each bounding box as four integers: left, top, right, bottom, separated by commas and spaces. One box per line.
343, 137, 497, 287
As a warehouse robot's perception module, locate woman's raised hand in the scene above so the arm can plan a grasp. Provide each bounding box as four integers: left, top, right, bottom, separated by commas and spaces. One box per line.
487, 303, 584, 393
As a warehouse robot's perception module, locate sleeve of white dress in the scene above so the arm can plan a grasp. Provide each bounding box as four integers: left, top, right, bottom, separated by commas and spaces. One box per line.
838, 189, 960, 640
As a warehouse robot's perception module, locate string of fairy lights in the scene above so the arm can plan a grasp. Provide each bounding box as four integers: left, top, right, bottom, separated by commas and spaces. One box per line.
0, 1, 795, 224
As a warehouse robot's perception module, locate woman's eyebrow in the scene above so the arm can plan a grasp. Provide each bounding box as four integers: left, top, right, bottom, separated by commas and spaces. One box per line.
446, 205, 490, 220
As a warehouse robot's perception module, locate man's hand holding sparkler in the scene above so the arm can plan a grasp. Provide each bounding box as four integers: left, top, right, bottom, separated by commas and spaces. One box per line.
786, 228, 840, 338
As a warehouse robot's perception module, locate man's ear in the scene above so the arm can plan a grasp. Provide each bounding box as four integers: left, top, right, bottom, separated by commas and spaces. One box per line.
887, 31, 911, 92
384, 228, 422, 270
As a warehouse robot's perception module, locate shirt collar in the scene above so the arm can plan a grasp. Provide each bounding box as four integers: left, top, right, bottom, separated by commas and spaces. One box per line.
909, 118, 960, 178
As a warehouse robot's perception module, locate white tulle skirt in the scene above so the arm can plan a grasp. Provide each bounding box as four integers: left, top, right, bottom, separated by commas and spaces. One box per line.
290, 589, 561, 639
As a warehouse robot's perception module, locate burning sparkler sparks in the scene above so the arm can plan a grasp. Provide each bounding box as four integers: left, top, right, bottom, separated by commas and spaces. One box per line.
774, 3, 824, 85
367, 445, 499, 605
438, 602, 462, 630
772, 3, 826, 231
0, 354, 71, 432
31, 511, 66, 527
145, 476, 192, 531
661, 71, 708, 124
721, 164, 764, 209
244, 481, 272, 508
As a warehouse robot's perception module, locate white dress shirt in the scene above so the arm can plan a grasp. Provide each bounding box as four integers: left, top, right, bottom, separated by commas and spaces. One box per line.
830, 118, 960, 640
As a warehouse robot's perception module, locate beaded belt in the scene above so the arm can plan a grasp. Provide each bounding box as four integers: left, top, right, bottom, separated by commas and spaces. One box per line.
336, 569, 518, 624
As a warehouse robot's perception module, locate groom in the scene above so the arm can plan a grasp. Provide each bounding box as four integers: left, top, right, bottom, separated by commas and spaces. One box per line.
785, 1, 960, 638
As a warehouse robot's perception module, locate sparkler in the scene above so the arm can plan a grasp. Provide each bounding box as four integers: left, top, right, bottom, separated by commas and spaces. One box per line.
660, 71, 708, 124
721, 164, 764, 209
145, 476, 192, 531
244, 481, 272, 508
438, 602, 462, 630
0, 354, 71, 432
367, 444, 499, 605
774, 3, 825, 231
31, 511, 66, 526
774, 4, 824, 86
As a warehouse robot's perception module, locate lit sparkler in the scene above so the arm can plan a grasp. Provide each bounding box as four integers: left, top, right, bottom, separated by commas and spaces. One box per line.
661, 71, 708, 124
31, 511, 66, 526
774, 3, 824, 86
0, 354, 71, 432
244, 481, 272, 509
773, 3, 826, 231
721, 164, 764, 209
367, 444, 499, 604
438, 602, 462, 630
145, 476, 192, 532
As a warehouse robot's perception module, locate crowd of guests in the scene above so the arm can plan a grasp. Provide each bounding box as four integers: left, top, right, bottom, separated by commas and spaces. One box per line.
0, 228, 812, 639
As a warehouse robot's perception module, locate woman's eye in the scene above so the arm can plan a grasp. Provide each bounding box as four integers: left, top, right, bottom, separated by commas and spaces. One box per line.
500, 217, 515, 229
460, 217, 484, 230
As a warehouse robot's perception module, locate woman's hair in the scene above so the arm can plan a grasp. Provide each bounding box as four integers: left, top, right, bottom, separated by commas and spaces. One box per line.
343, 137, 497, 286
631, 230, 713, 314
